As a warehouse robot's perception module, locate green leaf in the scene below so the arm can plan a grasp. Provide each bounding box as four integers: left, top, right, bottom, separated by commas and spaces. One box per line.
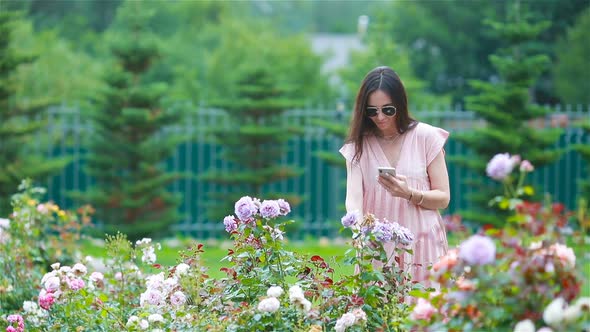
408, 290, 430, 298
497, 197, 511, 210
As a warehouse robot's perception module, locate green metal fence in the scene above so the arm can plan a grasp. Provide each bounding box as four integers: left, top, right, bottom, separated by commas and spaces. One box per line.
41, 104, 589, 238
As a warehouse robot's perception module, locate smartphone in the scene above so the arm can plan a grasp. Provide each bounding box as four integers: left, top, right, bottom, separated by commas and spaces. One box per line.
378, 166, 396, 177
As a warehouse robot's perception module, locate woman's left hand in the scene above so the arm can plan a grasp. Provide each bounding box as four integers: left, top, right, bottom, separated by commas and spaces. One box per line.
377, 173, 411, 199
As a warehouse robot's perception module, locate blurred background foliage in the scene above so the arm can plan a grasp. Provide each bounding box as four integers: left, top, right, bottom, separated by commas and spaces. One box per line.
3, 0, 588, 107
0, 0, 588, 233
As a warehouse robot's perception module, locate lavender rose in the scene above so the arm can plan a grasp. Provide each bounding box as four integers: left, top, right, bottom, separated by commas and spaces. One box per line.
486, 153, 516, 181
234, 196, 258, 221
459, 235, 496, 265
392, 223, 415, 246
260, 200, 281, 219
372, 221, 394, 243
223, 215, 238, 233
341, 211, 359, 228
276, 199, 291, 216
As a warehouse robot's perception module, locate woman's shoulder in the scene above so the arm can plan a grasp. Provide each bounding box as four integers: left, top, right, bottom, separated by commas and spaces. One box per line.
408, 122, 432, 139
414, 122, 449, 141
415, 121, 438, 132
412, 122, 448, 138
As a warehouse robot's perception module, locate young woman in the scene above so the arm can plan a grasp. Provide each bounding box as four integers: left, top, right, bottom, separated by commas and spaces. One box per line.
340, 66, 450, 283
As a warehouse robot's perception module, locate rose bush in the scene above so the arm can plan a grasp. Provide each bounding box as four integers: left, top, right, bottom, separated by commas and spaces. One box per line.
1, 195, 418, 331
0, 179, 92, 315
408, 153, 590, 332
2, 153, 589, 331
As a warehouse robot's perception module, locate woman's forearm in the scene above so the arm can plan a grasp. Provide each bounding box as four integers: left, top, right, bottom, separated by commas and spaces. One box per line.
407, 189, 449, 210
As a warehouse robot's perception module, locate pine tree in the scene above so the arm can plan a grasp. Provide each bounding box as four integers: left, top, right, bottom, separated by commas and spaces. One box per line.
0, 11, 69, 214
200, 63, 305, 222
313, 114, 349, 169
449, 3, 563, 226
198, 17, 324, 224
574, 120, 590, 204
72, 4, 186, 240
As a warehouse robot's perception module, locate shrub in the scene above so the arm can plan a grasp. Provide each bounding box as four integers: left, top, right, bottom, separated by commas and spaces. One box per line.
407, 154, 590, 331
1, 196, 418, 331
0, 180, 92, 314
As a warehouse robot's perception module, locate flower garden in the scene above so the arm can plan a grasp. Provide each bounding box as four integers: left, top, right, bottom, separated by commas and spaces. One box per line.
1, 154, 589, 332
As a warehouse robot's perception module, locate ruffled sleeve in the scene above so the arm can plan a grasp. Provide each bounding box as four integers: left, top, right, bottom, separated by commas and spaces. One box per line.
425, 125, 450, 166
339, 143, 356, 163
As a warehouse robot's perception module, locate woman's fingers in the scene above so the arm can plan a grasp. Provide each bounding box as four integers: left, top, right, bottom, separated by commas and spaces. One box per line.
378, 173, 404, 195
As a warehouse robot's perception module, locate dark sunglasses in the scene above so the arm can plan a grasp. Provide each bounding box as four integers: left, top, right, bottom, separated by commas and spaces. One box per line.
366, 105, 397, 117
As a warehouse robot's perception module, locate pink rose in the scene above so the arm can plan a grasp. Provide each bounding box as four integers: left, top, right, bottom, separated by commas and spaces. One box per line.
410, 298, 436, 320
548, 243, 576, 268
38, 290, 55, 310
520, 160, 534, 172
67, 278, 85, 290
433, 249, 459, 274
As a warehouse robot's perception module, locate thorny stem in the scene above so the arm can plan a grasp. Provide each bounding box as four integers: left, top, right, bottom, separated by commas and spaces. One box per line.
95, 299, 127, 328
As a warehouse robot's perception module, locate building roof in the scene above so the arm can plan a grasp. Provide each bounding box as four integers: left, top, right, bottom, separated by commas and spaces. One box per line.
310, 33, 365, 74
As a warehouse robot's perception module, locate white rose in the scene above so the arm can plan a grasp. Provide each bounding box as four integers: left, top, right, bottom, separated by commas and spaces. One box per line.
573, 296, 590, 312
148, 313, 164, 323
339, 312, 356, 327
72, 263, 87, 276
44, 276, 61, 292
288, 285, 305, 302
562, 305, 581, 322
258, 297, 280, 313
513, 319, 535, 332
543, 298, 566, 327
22, 301, 38, 313
267, 286, 284, 298
175, 263, 190, 276
139, 319, 149, 330
126, 316, 139, 327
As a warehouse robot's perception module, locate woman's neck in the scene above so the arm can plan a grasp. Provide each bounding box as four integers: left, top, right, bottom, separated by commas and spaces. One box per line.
376, 128, 399, 139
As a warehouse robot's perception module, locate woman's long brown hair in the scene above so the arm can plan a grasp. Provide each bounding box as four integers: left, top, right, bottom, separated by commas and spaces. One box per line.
346, 66, 418, 163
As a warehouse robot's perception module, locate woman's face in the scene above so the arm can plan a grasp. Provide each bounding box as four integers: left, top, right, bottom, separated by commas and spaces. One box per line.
367, 89, 397, 135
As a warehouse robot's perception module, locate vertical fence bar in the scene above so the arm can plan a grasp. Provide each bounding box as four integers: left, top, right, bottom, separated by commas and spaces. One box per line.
46, 107, 55, 201
184, 106, 194, 236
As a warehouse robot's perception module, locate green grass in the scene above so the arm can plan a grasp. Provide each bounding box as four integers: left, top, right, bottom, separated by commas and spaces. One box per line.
583, 260, 590, 297
80, 236, 589, 297
80, 237, 355, 279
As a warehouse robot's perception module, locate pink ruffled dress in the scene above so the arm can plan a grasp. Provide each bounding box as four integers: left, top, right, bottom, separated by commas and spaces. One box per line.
339, 122, 449, 283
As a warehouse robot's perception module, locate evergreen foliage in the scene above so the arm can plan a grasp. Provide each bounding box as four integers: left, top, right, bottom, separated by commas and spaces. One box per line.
200, 66, 305, 221
386, 0, 589, 104
200, 22, 319, 222
573, 120, 590, 204
449, 4, 564, 227
71, 3, 186, 240
312, 116, 349, 168
553, 7, 590, 104
338, 9, 448, 107
0, 11, 69, 215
